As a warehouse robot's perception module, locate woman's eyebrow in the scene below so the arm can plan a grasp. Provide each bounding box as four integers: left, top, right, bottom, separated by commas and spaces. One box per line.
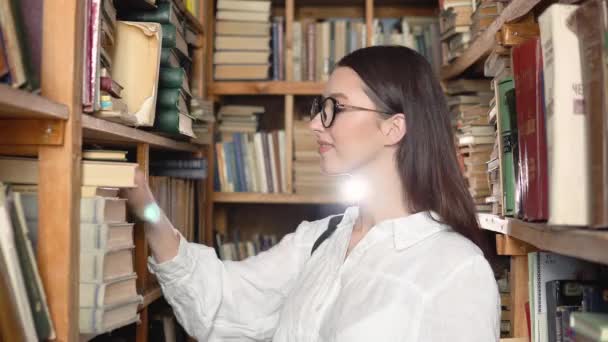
328, 92, 348, 100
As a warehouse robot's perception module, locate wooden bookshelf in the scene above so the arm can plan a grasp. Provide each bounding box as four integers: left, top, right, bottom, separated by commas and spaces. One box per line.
439, 0, 541, 80
209, 81, 325, 95
478, 214, 608, 266
0, 84, 68, 120
140, 286, 163, 311
213, 192, 347, 204
81, 114, 201, 152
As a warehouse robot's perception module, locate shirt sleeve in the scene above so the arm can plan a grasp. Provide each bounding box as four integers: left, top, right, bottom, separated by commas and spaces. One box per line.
147, 221, 318, 341
417, 255, 501, 342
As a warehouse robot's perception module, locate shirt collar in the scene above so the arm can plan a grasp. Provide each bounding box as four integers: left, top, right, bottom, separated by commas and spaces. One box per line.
342, 206, 449, 251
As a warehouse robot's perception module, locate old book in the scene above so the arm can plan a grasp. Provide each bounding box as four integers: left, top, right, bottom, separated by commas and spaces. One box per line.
81, 223, 134, 250
160, 48, 180, 67
0, 157, 137, 188
0, 185, 37, 340
83, 150, 128, 161
215, 21, 271, 36
497, 22, 540, 46
122, 2, 183, 30
214, 51, 271, 64
154, 107, 195, 138
497, 77, 518, 217
216, 10, 270, 22
159, 67, 191, 95
100, 76, 123, 98
512, 37, 549, 222
161, 24, 189, 59
539, 4, 589, 226
112, 21, 162, 126
80, 273, 137, 308
9, 191, 55, 339
81, 186, 120, 198
217, 0, 271, 12
569, 0, 608, 228
214, 65, 270, 80
79, 296, 142, 334
569, 313, 608, 341
215, 36, 271, 51
80, 247, 135, 282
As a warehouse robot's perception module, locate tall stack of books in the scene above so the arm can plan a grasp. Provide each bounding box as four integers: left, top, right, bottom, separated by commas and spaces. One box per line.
84, 0, 133, 125
439, 0, 473, 66
0, 153, 142, 335
447, 80, 494, 212
218, 105, 263, 134
293, 119, 343, 196
0, 0, 42, 90
214, 130, 287, 193
213, 0, 272, 80
120, 0, 197, 138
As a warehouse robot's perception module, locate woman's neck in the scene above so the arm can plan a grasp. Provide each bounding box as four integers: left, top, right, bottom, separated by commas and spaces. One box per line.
351, 151, 411, 231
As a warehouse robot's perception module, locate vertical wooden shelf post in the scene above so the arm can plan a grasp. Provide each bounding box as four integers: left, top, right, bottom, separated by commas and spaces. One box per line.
135, 143, 150, 342
365, 0, 374, 47
38, 0, 85, 340
285, 96, 294, 193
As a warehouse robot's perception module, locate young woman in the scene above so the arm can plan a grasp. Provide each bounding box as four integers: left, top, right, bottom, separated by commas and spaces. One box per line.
125, 46, 500, 341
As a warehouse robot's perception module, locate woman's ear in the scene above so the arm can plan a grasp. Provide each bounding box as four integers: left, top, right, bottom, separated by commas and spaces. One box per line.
380, 113, 406, 145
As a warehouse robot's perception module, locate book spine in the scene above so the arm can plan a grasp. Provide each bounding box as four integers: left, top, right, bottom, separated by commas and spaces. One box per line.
254, 133, 268, 193
272, 21, 279, 80
261, 132, 274, 193
232, 134, 246, 192
307, 22, 315, 81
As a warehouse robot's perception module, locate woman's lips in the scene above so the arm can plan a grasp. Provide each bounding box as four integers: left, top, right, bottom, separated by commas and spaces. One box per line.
318, 142, 333, 154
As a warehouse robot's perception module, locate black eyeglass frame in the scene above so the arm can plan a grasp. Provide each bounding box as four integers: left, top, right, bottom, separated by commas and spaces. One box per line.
310, 96, 394, 128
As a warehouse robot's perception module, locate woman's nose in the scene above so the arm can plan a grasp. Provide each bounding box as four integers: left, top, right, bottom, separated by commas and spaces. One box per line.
309, 112, 324, 132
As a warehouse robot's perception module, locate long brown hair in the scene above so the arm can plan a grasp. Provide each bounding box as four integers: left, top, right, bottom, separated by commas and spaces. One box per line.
338, 46, 490, 258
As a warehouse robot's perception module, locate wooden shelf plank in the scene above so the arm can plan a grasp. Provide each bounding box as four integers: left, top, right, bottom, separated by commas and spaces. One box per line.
213, 192, 348, 204
478, 214, 608, 265
209, 81, 325, 95
0, 84, 68, 120
139, 286, 163, 311
81, 114, 202, 152
440, 0, 541, 80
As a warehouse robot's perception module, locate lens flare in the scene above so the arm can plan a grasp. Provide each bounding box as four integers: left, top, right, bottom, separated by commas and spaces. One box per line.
340, 176, 368, 202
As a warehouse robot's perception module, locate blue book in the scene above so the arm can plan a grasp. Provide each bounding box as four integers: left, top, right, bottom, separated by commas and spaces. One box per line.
232, 133, 247, 192
223, 142, 237, 192
272, 22, 279, 80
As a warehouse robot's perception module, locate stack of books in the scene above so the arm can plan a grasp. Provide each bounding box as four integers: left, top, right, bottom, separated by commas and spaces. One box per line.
439, 0, 473, 65
213, 0, 272, 80
120, 0, 197, 138
0, 0, 42, 90
190, 96, 215, 145
293, 119, 343, 196
470, 1, 501, 39
218, 105, 263, 134
447, 80, 493, 212
0, 152, 143, 335
214, 131, 287, 193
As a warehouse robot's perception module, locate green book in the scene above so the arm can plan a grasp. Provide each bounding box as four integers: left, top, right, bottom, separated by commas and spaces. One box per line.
160, 48, 179, 67
161, 24, 189, 58
570, 312, 608, 341
498, 77, 518, 216
153, 107, 194, 137
122, 2, 183, 32
159, 67, 191, 96
156, 88, 189, 111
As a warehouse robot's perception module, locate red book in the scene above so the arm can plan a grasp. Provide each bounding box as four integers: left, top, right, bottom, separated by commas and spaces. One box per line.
100, 76, 123, 98
525, 301, 531, 338
512, 37, 549, 221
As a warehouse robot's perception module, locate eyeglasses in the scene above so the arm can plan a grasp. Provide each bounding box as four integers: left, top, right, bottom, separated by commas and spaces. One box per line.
310, 96, 393, 128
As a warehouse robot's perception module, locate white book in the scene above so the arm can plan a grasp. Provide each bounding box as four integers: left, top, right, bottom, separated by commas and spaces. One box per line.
79, 273, 137, 307
80, 197, 127, 223
293, 22, 302, 82
216, 10, 270, 22
80, 247, 135, 282
0, 186, 38, 341
79, 295, 142, 334
278, 130, 287, 193
539, 4, 589, 226
216, 0, 271, 13
253, 133, 269, 193
268, 133, 280, 193
81, 223, 134, 251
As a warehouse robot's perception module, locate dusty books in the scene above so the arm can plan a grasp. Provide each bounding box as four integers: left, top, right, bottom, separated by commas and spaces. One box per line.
79, 273, 137, 307
79, 295, 142, 334
80, 247, 135, 283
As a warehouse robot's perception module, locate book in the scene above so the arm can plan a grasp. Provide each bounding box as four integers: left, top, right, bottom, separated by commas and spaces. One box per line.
215, 21, 271, 36
218, 105, 264, 116
112, 21, 162, 126
81, 222, 134, 250
159, 67, 191, 95
80, 247, 135, 282
213, 51, 270, 64
161, 23, 189, 59
497, 77, 518, 217
216, 10, 270, 22
512, 37, 549, 222
0, 184, 37, 340
153, 107, 195, 138
79, 295, 142, 334
0, 157, 137, 187
121, 2, 183, 30
569, 0, 608, 228
79, 273, 137, 307
9, 191, 55, 339
214, 64, 270, 80
83, 150, 128, 161
546, 280, 589, 342
570, 313, 608, 341
539, 4, 590, 226
215, 36, 271, 51
216, 0, 271, 12
81, 186, 120, 198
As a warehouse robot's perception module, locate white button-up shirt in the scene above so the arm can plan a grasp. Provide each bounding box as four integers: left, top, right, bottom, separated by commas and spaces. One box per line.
149, 207, 500, 341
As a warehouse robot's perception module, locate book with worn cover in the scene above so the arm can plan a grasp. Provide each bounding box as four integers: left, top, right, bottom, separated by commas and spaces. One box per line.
497, 77, 518, 216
